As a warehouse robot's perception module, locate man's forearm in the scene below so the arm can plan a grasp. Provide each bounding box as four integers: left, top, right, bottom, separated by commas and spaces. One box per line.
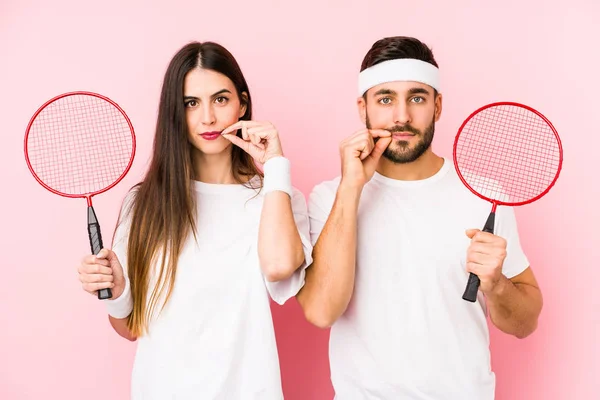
298, 184, 361, 328
486, 275, 543, 339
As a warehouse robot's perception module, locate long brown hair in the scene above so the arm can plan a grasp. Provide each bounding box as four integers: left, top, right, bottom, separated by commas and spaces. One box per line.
121, 42, 261, 336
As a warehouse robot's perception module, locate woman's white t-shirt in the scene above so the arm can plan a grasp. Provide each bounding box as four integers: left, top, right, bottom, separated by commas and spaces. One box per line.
107, 177, 313, 399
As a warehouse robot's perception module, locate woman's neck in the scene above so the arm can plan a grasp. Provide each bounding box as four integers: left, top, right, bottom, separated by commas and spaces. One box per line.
192, 148, 237, 184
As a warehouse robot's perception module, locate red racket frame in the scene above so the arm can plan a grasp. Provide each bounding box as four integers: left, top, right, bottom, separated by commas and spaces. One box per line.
24, 91, 136, 206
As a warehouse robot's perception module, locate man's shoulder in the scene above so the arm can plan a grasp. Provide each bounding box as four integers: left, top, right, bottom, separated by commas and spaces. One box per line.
310, 175, 341, 198
306, 176, 343, 211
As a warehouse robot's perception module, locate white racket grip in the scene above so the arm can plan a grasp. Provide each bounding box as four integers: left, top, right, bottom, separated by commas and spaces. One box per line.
103, 277, 133, 319
263, 156, 293, 197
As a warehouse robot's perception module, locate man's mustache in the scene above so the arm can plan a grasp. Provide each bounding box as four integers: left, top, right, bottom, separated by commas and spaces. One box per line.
386, 125, 420, 135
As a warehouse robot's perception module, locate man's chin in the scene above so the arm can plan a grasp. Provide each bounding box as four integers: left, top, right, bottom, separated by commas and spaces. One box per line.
383, 143, 428, 164
383, 151, 415, 164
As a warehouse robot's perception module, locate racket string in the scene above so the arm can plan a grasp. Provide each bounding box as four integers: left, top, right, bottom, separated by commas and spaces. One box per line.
26, 94, 133, 195
455, 104, 561, 203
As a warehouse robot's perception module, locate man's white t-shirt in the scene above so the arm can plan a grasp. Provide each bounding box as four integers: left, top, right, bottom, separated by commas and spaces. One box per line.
106, 177, 313, 400
308, 158, 529, 400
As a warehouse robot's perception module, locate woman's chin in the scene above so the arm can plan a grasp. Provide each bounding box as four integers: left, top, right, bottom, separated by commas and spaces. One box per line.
190, 137, 231, 155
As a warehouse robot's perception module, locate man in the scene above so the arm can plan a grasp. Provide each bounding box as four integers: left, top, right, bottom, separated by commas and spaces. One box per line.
297, 36, 543, 399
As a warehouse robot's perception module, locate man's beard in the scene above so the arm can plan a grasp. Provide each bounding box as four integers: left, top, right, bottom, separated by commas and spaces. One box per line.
366, 114, 435, 164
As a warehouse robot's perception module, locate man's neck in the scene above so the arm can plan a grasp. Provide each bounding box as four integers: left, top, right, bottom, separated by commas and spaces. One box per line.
376, 150, 445, 181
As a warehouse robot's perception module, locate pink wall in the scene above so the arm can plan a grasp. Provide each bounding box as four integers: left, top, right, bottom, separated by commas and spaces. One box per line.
1, 0, 598, 399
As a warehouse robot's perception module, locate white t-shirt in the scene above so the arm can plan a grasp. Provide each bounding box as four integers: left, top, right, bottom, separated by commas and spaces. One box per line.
108, 177, 313, 400
308, 158, 529, 400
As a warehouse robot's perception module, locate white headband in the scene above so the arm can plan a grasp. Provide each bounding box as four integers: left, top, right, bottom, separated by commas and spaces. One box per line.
358, 58, 441, 96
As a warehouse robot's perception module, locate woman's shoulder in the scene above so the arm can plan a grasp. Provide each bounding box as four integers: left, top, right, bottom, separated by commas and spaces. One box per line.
122, 184, 141, 208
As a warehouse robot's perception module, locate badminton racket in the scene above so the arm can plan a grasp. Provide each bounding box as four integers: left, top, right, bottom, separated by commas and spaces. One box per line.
453, 102, 562, 302
24, 91, 136, 300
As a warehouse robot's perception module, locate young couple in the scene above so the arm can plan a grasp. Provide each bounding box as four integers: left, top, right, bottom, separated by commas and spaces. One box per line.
77, 36, 543, 400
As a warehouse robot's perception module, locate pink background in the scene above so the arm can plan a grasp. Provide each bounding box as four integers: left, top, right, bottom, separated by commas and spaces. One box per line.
1, 0, 598, 399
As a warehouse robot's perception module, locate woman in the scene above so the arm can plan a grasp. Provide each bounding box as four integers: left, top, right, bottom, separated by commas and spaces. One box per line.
77, 41, 312, 399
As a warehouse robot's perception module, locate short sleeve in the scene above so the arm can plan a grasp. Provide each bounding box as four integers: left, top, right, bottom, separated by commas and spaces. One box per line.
264, 187, 314, 305
495, 205, 530, 279
102, 189, 137, 316
307, 179, 338, 246
109, 189, 137, 278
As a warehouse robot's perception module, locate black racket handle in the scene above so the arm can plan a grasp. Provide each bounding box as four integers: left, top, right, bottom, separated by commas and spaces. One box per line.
462, 211, 496, 302
88, 206, 112, 300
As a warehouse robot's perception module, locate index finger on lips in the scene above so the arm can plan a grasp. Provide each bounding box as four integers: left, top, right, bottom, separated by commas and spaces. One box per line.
368, 129, 392, 138
221, 121, 243, 135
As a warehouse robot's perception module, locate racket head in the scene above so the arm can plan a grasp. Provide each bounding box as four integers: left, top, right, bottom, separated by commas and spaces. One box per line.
453, 102, 563, 207
24, 91, 136, 201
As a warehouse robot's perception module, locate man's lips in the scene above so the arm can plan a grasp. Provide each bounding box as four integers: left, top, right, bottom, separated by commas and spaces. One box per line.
392, 132, 416, 139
